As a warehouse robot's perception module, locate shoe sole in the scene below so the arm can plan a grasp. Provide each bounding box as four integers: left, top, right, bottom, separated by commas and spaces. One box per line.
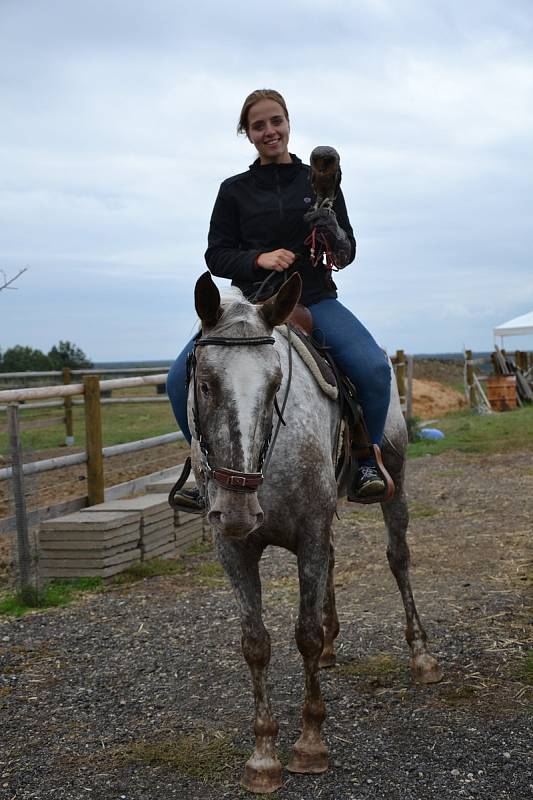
351, 480, 386, 500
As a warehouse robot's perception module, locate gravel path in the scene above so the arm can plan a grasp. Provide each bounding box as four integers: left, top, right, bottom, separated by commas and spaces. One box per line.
1, 449, 531, 800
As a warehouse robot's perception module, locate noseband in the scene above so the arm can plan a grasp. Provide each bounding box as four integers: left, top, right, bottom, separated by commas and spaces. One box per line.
190, 334, 278, 494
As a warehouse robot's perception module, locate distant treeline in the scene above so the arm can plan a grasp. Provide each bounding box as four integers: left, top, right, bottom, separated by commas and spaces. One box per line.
0, 341, 92, 372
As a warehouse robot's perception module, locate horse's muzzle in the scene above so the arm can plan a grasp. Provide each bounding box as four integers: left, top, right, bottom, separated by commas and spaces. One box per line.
207, 489, 264, 539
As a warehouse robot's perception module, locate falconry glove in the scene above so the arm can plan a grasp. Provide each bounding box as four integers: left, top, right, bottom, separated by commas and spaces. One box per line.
304, 206, 352, 268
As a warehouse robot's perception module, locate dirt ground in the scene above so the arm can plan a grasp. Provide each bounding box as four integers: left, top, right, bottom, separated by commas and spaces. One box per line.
0, 446, 531, 799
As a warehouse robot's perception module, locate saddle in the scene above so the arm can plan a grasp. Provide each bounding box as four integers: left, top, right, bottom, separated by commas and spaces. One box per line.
286, 304, 395, 504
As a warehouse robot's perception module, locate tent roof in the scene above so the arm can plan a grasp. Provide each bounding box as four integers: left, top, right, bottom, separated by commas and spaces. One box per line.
493, 310, 533, 338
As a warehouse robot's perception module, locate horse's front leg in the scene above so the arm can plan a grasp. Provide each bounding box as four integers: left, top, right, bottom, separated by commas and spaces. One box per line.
287, 535, 330, 775
217, 538, 283, 794
381, 471, 443, 684
320, 536, 340, 668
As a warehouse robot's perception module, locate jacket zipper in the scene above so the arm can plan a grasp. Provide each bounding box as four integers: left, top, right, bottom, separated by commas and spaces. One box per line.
275, 168, 283, 220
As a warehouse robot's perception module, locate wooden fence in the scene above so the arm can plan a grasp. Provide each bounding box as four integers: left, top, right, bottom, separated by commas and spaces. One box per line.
0, 367, 170, 443
0, 373, 184, 539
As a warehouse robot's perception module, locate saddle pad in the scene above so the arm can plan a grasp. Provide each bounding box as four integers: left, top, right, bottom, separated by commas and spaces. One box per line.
277, 325, 338, 400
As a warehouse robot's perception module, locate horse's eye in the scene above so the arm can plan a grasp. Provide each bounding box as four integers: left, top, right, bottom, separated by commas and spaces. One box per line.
200, 382, 209, 397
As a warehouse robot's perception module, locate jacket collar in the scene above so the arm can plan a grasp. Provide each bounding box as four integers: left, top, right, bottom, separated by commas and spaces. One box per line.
249, 154, 303, 187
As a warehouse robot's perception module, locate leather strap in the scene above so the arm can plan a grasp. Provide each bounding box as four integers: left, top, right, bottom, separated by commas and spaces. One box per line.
208, 467, 264, 493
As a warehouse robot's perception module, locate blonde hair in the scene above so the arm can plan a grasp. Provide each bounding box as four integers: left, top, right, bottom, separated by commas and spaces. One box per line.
237, 89, 289, 135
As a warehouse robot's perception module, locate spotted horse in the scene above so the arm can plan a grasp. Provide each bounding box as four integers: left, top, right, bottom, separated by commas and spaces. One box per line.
186, 271, 442, 793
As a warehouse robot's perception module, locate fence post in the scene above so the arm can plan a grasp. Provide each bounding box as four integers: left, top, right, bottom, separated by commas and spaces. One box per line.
63, 367, 74, 446
7, 404, 32, 588
406, 354, 414, 420
83, 376, 104, 505
465, 349, 476, 407
395, 349, 406, 416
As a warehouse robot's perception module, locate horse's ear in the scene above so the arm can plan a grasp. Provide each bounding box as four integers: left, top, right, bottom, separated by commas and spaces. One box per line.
260, 273, 302, 329
195, 272, 221, 329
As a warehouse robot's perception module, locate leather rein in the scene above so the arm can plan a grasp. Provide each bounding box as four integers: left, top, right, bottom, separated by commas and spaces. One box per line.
190, 333, 289, 495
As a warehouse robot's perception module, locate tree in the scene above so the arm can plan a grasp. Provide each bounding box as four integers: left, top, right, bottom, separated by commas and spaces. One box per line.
47, 341, 93, 370
0, 267, 28, 292
1, 345, 51, 372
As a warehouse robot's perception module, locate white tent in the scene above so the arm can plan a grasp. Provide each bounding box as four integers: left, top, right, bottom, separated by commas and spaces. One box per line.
493, 310, 533, 340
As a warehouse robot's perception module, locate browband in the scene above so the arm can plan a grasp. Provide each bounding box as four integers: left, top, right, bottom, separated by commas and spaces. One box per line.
196, 336, 275, 347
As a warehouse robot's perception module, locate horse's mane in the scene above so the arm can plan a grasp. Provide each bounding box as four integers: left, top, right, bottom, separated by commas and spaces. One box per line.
208, 288, 268, 338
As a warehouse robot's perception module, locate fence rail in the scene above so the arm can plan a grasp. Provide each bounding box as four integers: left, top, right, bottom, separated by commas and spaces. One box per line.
1, 372, 185, 553
0, 373, 168, 404
0, 366, 171, 380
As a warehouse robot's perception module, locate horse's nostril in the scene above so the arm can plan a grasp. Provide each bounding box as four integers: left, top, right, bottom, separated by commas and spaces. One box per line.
208, 510, 222, 527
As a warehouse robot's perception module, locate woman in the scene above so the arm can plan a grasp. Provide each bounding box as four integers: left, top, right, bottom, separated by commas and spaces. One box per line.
167, 89, 391, 511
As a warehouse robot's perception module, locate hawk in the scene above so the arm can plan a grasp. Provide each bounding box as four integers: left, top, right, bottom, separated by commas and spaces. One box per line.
309, 146, 341, 210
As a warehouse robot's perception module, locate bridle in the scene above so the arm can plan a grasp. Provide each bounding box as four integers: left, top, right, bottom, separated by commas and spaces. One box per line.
190, 333, 288, 495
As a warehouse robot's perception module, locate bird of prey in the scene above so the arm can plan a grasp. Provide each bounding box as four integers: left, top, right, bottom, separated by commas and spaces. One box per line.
309, 146, 341, 211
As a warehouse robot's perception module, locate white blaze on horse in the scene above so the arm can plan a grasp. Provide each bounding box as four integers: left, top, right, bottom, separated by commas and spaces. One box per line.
189, 271, 442, 794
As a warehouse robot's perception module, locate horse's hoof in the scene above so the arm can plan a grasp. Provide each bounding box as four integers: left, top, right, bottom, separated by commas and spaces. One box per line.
240, 757, 283, 794
319, 651, 336, 669
286, 742, 328, 774
411, 652, 443, 684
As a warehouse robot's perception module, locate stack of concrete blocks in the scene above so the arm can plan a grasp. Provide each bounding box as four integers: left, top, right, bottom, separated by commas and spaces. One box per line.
82, 495, 176, 561
39, 511, 142, 579
37, 465, 209, 580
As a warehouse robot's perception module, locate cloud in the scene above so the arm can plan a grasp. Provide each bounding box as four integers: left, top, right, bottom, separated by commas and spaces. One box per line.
1, 0, 532, 360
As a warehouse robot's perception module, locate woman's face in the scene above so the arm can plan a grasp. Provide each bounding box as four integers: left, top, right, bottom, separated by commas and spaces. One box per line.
247, 99, 291, 165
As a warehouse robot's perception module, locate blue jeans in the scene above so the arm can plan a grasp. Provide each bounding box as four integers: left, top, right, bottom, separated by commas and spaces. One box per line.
167, 298, 391, 446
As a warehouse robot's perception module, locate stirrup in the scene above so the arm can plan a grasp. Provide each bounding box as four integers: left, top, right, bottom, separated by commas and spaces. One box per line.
168, 457, 205, 514
347, 444, 395, 505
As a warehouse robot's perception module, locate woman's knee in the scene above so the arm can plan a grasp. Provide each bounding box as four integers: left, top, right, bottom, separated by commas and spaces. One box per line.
374, 355, 392, 396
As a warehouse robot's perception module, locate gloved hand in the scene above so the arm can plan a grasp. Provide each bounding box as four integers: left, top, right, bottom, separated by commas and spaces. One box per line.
304, 207, 351, 268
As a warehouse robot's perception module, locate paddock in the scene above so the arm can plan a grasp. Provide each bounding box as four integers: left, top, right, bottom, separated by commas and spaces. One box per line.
0, 446, 530, 799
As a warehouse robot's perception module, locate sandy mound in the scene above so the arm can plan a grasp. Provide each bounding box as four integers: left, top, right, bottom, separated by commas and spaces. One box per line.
411, 378, 467, 418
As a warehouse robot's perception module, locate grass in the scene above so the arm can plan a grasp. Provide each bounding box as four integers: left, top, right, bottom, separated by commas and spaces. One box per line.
0, 577, 102, 616
0, 551, 226, 616
112, 557, 225, 588
112, 558, 187, 584
438, 684, 478, 705
408, 501, 440, 519
111, 729, 248, 783
408, 404, 533, 458
184, 540, 214, 556
340, 653, 405, 681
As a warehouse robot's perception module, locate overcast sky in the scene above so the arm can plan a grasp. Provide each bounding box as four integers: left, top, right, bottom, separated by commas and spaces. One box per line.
1, 0, 532, 360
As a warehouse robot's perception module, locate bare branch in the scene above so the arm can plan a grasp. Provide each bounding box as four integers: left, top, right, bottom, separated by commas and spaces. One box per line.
0, 267, 29, 292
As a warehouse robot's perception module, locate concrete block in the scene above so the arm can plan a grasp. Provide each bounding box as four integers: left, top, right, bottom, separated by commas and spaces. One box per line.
41, 511, 141, 533
40, 547, 142, 571
40, 553, 141, 579
39, 522, 140, 547
82, 494, 170, 517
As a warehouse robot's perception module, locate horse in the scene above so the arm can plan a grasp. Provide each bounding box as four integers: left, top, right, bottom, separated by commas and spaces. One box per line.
188, 270, 442, 793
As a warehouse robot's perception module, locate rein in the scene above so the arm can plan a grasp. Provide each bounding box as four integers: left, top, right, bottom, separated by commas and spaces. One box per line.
191, 333, 289, 496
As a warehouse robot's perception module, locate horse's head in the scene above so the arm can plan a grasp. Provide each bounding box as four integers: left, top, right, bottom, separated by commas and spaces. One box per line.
190, 271, 301, 539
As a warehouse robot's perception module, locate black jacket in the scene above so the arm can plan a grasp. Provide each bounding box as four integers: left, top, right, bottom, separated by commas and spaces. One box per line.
204, 155, 356, 306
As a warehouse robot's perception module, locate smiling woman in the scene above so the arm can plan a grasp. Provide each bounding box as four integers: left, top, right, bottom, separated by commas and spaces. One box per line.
238, 89, 292, 169
166, 87, 393, 511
